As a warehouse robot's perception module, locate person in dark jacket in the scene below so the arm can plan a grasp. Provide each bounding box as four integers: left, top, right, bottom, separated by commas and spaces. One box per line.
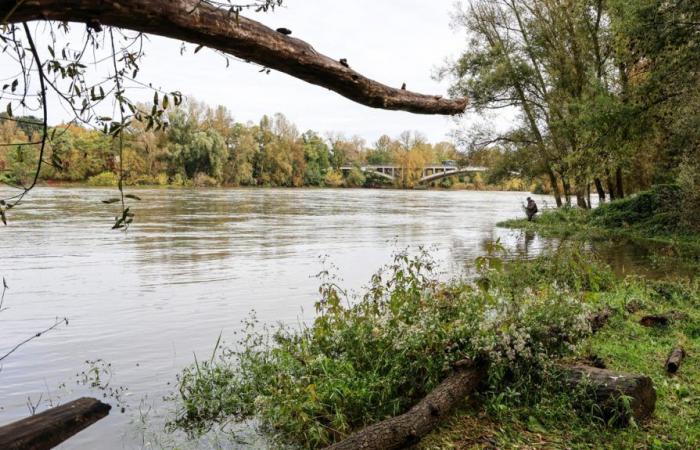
525, 197, 538, 221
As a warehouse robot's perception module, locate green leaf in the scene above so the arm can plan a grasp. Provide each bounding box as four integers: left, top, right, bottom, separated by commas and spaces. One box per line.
125, 194, 141, 201
102, 198, 121, 204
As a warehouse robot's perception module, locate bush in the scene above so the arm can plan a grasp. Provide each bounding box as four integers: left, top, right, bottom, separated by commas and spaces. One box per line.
86, 171, 118, 187
678, 158, 700, 233
193, 172, 219, 187
323, 169, 343, 187
169, 249, 599, 448
590, 184, 682, 233
170, 173, 190, 187
344, 167, 366, 188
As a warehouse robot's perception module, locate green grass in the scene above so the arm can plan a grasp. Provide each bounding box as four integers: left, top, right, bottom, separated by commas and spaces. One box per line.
420, 277, 700, 449
167, 244, 700, 449
499, 186, 700, 254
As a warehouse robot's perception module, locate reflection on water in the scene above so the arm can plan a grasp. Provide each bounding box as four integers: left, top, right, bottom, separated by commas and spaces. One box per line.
0, 187, 685, 449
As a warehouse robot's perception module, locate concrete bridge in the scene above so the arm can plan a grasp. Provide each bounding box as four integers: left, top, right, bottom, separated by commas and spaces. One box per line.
339, 164, 488, 184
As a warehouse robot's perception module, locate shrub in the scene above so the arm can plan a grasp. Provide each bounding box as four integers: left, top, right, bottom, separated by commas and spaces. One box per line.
590, 184, 682, 233
169, 249, 599, 448
193, 172, 219, 187
86, 171, 118, 187
678, 158, 700, 233
323, 169, 343, 187
344, 167, 366, 188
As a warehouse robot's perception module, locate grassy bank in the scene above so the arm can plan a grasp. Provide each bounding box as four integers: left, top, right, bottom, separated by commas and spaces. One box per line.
168, 246, 699, 449
421, 275, 700, 449
499, 185, 700, 253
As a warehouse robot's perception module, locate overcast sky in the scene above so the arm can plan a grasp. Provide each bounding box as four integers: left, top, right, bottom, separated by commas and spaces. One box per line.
124, 0, 471, 144
14, 1, 481, 145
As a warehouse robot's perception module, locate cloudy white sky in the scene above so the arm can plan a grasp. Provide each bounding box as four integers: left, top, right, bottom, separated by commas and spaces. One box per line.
119, 0, 471, 144
11, 1, 483, 145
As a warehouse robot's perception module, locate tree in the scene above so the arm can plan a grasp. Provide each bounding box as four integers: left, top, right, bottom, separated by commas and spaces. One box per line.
302, 131, 331, 186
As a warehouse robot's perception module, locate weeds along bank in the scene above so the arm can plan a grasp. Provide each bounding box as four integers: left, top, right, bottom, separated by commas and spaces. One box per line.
167, 247, 699, 449
500, 185, 700, 255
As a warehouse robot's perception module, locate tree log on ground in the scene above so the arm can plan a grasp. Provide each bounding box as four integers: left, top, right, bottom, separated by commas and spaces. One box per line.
0, 397, 111, 450
588, 307, 613, 332
665, 347, 686, 374
1, 0, 467, 115
561, 364, 656, 424
640, 315, 669, 327
324, 359, 487, 450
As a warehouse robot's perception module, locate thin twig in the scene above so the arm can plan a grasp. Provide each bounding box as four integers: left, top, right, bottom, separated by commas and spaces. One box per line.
0, 317, 69, 362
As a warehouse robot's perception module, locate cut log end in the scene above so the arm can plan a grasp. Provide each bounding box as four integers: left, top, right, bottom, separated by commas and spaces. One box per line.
665, 348, 686, 374
562, 364, 656, 425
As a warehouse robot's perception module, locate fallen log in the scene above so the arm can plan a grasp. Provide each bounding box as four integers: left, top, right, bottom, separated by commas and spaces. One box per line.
561, 364, 656, 425
640, 315, 669, 327
640, 311, 687, 327
665, 348, 686, 374
0, 397, 111, 450
324, 359, 487, 450
324, 307, 655, 449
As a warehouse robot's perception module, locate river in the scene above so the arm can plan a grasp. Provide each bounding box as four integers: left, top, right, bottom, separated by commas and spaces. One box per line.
0, 187, 585, 448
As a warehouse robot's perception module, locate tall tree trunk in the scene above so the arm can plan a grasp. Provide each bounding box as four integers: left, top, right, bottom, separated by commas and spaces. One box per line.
606, 170, 617, 200
615, 167, 625, 199
587, 182, 592, 208
562, 178, 572, 206
594, 177, 606, 203
546, 165, 563, 207
576, 189, 588, 209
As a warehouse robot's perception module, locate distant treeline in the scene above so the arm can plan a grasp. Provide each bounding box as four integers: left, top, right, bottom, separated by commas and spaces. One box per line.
0, 101, 527, 190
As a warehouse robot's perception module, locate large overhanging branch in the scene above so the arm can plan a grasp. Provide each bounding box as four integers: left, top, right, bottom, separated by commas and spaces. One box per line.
1, 0, 468, 115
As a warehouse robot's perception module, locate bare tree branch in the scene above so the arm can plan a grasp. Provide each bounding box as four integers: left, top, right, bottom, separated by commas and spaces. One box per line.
0, 0, 467, 115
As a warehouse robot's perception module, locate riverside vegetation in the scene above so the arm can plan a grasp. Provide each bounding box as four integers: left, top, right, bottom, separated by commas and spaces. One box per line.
168, 245, 700, 449
0, 108, 526, 191
500, 184, 700, 256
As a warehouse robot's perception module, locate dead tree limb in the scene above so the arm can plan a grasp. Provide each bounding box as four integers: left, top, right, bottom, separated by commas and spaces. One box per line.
325, 359, 487, 450
561, 364, 656, 424
1, 0, 468, 115
0, 397, 111, 450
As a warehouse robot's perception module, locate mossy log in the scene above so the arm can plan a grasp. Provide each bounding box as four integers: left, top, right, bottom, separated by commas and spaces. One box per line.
324, 360, 487, 450
0, 397, 111, 450
561, 364, 656, 424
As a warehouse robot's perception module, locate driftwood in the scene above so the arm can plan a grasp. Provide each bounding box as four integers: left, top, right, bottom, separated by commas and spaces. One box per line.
1, 0, 467, 115
562, 364, 656, 424
325, 359, 487, 450
665, 348, 686, 374
0, 397, 111, 450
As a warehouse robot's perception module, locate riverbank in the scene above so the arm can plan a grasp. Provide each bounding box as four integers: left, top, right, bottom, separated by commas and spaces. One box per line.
169, 245, 700, 449
499, 185, 700, 255
40, 178, 530, 192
